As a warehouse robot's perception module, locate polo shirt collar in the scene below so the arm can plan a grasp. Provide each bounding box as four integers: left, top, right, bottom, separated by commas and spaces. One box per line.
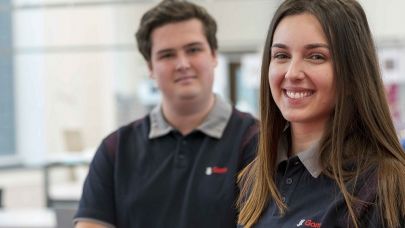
148, 95, 232, 139
277, 130, 322, 178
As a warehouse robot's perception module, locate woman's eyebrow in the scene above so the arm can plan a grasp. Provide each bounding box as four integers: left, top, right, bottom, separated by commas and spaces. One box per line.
271, 43, 330, 49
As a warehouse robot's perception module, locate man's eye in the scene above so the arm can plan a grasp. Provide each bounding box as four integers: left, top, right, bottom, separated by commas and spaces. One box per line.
187, 47, 202, 54
159, 53, 174, 59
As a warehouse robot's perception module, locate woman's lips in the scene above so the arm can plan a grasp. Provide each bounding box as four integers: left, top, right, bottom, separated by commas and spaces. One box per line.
284, 89, 314, 99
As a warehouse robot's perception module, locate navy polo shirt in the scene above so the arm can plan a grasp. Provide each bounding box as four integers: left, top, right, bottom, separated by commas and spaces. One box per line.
74, 96, 258, 228
247, 134, 388, 228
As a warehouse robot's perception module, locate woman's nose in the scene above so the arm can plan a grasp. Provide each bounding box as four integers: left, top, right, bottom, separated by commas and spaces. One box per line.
285, 58, 305, 80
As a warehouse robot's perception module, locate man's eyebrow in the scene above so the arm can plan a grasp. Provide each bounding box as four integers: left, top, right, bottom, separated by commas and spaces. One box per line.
156, 48, 174, 55
184, 42, 204, 48
155, 42, 204, 55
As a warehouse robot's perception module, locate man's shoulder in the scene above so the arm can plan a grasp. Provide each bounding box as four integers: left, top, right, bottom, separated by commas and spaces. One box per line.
230, 107, 258, 122
102, 115, 150, 152
229, 107, 259, 130
227, 108, 259, 146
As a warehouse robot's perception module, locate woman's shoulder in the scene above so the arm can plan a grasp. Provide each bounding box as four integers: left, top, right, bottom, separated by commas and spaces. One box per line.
376, 156, 405, 189
363, 157, 405, 227
353, 157, 405, 193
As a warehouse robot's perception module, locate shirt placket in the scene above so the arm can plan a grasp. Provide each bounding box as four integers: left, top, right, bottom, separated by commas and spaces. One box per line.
175, 134, 189, 168
279, 157, 304, 206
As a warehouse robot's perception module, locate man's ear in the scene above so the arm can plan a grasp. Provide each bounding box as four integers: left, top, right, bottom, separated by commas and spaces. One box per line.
212, 50, 218, 67
147, 61, 155, 79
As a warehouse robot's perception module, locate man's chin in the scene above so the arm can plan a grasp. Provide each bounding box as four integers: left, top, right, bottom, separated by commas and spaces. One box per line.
177, 93, 199, 101
175, 89, 200, 99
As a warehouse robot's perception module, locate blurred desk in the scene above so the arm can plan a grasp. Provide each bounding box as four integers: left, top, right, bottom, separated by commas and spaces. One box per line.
44, 150, 94, 166
0, 208, 55, 228
43, 151, 93, 208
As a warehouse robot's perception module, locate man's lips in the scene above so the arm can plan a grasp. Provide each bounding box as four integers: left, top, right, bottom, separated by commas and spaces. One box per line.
175, 75, 196, 83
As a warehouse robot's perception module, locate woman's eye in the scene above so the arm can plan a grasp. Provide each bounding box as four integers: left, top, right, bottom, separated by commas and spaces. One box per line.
311, 55, 324, 60
308, 54, 325, 61
273, 53, 289, 59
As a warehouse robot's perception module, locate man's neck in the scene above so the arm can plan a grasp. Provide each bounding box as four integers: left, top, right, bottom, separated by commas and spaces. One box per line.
162, 94, 215, 135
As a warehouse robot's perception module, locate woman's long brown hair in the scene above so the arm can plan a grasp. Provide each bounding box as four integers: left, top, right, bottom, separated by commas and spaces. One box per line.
237, 0, 405, 227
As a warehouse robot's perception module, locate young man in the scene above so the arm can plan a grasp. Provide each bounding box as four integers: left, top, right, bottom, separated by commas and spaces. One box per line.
74, 1, 258, 227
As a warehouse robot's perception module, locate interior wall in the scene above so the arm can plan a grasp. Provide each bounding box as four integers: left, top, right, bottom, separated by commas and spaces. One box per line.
359, 0, 405, 41
12, 0, 405, 165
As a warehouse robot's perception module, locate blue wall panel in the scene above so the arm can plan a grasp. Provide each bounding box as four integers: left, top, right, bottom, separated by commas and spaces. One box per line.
0, 0, 16, 156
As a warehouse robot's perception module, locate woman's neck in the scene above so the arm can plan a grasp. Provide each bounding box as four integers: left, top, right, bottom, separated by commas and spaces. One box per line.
290, 121, 326, 155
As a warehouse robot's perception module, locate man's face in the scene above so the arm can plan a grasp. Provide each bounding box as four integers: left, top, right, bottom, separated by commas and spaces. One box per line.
148, 18, 217, 106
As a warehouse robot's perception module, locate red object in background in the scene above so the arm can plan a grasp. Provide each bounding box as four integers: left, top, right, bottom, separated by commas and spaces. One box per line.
385, 83, 401, 124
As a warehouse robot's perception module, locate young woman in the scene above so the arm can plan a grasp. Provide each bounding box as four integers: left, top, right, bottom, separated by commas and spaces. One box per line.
237, 0, 405, 227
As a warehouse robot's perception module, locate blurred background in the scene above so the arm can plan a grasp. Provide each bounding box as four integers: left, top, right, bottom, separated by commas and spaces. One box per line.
0, 0, 405, 227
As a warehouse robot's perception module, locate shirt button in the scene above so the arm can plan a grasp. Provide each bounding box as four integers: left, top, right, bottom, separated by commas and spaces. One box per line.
282, 196, 286, 202
182, 140, 187, 145
286, 178, 293, 185
294, 161, 299, 165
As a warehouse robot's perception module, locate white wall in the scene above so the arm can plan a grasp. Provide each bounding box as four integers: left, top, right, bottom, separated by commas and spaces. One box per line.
13, 5, 118, 164
12, 0, 405, 165
359, 0, 405, 41
11, 0, 279, 165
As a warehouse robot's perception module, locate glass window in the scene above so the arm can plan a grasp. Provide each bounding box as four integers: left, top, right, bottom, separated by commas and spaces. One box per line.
0, 0, 16, 156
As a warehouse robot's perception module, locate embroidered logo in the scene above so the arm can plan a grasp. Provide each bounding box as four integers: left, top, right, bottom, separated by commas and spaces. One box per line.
297, 219, 321, 228
297, 219, 305, 226
205, 166, 228, 175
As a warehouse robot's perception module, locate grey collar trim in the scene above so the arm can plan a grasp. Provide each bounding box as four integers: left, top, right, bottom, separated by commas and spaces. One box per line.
148, 95, 232, 139
277, 131, 322, 178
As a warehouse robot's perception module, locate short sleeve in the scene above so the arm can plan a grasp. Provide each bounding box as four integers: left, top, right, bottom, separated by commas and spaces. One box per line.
74, 140, 116, 226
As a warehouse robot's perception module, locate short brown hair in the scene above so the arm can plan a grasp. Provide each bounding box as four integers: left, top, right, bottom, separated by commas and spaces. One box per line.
135, 0, 218, 61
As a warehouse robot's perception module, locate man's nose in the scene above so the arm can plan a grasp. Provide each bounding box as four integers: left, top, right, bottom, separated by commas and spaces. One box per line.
175, 53, 191, 71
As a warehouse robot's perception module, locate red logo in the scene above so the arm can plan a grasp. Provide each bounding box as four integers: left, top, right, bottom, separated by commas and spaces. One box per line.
297, 219, 321, 228
205, 166, 228, 175
304, 219, 321, 228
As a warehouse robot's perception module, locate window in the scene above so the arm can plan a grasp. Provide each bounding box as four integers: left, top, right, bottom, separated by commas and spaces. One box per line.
0, 0, 16, 157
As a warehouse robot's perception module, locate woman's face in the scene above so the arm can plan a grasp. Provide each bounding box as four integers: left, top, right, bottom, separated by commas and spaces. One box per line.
269, 13, 335, 128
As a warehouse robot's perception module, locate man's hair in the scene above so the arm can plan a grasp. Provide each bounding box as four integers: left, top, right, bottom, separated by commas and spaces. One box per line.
135, 0, 218, 61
